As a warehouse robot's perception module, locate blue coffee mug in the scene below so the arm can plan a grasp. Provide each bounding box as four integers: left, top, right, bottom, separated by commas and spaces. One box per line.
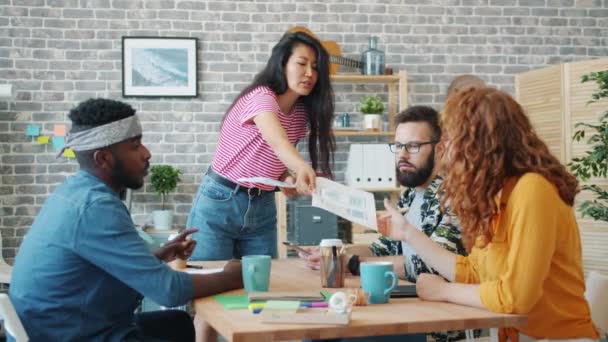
360, 261, 398, 304
242, 255, 271, 292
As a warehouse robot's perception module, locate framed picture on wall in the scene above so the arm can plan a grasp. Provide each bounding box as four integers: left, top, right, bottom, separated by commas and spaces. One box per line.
122, 36, 198, 97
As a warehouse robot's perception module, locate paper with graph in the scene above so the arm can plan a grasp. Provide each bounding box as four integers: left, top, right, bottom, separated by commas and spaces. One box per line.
312, 177, 377, 230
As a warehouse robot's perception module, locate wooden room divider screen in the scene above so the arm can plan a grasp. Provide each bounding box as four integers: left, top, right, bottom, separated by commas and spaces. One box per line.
515, 58, 608, 275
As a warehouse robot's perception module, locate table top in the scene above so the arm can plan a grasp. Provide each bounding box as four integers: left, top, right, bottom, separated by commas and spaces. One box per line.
193, 259, 527, 342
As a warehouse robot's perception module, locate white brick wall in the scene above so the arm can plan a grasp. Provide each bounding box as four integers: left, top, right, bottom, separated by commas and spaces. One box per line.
1, 0, 607, 261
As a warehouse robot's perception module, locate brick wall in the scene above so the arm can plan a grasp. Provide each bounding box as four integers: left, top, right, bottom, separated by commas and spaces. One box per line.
1, 0, 607, 262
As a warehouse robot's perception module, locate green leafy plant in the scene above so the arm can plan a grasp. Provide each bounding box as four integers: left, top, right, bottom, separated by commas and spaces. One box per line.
150, 165, 182, 210
568, 70, 608, 222
359, 95, 385, 115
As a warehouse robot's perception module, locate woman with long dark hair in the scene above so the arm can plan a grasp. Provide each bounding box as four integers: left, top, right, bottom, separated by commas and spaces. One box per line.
188, 31, 335, 260
380, 88, 598, 341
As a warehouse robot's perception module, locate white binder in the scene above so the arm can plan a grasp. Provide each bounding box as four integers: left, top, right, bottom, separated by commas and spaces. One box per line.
345, 144, 364, 187
346, 144, 396, 190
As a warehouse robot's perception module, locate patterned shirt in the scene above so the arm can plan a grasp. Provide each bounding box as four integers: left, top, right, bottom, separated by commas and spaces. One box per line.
370, 175, 466, 282
212, 86, 309, 190
369, 175, 473, 342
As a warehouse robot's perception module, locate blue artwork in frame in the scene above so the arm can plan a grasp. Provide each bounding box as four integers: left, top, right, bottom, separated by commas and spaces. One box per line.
122, 36, 198, 98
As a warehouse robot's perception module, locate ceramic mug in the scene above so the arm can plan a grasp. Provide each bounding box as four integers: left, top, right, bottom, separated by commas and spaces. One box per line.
242, 255, 271, 292
360, 261, 398, 304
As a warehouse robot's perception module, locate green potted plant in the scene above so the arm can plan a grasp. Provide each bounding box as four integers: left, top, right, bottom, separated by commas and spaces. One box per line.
360, 95, 385, 130
568, 70, 608, 223
150, 165, 182, 230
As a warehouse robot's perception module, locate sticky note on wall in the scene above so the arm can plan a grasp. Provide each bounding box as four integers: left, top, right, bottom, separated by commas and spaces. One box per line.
53, 124, 66, 137
51, 136, 65, 149
63, 148, 76, 158
36, 136, 50, 144
26, 125, 40, 137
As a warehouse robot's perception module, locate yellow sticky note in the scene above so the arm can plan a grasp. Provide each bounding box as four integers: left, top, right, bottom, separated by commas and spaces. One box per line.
36, 136, 50, 144
63, 148, 76, 158
54, 124, 66, 137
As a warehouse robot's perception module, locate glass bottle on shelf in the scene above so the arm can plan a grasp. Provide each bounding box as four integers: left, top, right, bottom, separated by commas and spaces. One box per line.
360, 36, 385, 75
333, 116, 342, 129
341, 113, 350, 127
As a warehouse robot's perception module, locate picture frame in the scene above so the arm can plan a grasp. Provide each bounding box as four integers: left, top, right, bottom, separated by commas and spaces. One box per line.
122, 36, 198, 98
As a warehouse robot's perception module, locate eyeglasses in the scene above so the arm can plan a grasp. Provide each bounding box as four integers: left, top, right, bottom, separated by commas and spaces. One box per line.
388, 141, 438, 154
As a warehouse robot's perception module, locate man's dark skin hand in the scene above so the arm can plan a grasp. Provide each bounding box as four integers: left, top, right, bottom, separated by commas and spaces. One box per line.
155, 229, 244, 297
192, 259, 244, 298
154, 228, 198, 262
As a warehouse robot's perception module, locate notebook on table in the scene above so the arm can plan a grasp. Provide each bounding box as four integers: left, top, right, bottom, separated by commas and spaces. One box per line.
248, 291, 326, 302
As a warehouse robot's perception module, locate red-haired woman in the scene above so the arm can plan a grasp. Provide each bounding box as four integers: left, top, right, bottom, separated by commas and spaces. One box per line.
380, 88, 599, 341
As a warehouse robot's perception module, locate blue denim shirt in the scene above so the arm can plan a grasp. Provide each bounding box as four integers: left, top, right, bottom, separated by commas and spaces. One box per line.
9, 170, 193, 341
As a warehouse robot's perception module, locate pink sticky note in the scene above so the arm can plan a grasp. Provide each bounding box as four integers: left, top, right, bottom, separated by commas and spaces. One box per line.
54, 124, 66, 137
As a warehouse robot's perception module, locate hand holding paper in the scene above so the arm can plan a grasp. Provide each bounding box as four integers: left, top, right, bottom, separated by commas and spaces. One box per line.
294, 163, 316, 195
279, 174, 298, 197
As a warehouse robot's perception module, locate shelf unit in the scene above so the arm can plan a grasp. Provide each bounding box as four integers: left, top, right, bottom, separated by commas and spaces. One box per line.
331, 71, 408, 135
276, 70, 408, 258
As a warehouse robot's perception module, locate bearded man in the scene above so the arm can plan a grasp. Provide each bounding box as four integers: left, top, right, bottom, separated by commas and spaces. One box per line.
300, 106, 469, 342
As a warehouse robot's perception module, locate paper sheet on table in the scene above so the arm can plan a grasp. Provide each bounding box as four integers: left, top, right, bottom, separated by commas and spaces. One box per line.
183, 267, 223, 275
237, 177, 296, 188
213, 294, 250, 309
312, 177, 377, 230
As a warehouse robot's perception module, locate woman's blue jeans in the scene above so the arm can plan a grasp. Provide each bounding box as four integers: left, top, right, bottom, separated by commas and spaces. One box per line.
187, 174, 277, 260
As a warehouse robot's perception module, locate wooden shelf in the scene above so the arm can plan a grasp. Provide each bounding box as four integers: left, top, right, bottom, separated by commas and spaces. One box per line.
331, 74, 401, 84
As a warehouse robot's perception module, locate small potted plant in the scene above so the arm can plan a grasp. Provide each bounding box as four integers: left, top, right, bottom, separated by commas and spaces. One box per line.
360, 95, 385, 130
150, 164, 182, 230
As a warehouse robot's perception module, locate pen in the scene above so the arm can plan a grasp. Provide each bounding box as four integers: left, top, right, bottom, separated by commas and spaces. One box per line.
186, 264, 203, 269
300, 301, 329, 308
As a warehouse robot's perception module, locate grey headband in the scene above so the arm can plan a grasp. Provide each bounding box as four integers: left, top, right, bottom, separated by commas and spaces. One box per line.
57, 115, 142, 158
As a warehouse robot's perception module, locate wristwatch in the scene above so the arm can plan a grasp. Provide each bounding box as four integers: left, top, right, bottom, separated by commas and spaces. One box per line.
348, 254, 360, 275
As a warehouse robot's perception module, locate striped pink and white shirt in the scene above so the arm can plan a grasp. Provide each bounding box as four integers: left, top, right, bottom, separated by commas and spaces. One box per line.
211, 86, 309, 191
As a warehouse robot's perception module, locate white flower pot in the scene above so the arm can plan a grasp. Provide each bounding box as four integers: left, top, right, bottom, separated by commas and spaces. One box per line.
363, 114, 382, 131
153, 210, 173, 230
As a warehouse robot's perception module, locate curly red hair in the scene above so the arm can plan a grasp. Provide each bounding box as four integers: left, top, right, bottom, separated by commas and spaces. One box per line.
440, 88, 579, 250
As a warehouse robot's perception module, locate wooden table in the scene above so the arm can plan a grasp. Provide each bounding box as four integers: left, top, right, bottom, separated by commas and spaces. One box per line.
193, 259, 527, 342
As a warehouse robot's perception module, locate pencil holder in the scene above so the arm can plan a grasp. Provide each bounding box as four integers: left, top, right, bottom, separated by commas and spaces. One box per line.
319, 239, 345, 288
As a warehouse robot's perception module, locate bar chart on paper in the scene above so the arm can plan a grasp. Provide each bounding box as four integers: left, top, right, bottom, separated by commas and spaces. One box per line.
311, 178, 377, 230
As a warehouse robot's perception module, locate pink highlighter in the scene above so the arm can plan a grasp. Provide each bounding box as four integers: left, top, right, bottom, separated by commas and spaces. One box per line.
301, 301, 329, 308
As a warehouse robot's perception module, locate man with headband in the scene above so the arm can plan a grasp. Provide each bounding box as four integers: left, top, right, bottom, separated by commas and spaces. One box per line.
9, 98, 243, 341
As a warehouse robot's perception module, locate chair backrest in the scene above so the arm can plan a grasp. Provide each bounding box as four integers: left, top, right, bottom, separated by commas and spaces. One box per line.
0, 293, 28, 342
585, 271, 608, 334
0, 229, 8, 266
0, 229, 12, 285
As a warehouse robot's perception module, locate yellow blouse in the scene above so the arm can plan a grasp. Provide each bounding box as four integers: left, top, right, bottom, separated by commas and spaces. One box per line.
455, 173, 599, 340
